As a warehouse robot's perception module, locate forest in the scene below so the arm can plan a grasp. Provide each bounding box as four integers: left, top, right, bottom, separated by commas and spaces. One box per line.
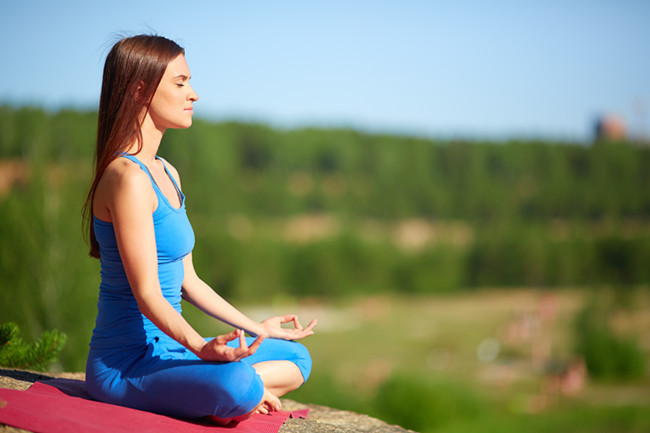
1, 105, 649, 432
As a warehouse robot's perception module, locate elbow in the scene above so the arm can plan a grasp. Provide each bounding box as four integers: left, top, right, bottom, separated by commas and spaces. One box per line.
133, 289, 165, 319
180, 286, 196, 306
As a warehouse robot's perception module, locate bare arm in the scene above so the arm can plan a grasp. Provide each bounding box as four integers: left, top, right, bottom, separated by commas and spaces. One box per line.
182, 253, 317, 340
159, 158, 317, 340
105, 163, 261, 361
181, 254, 266, 335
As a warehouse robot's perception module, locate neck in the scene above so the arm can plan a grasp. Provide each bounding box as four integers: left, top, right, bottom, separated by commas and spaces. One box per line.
126, 112, 166, 166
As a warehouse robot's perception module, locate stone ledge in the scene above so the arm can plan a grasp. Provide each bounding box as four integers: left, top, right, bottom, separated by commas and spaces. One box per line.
0, 369, 414, 433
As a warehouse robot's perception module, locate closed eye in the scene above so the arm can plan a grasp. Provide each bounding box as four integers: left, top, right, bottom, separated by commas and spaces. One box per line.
176, 77, 190, 87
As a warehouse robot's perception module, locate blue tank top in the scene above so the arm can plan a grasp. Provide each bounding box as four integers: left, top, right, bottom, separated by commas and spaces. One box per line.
89, 153, 195, 351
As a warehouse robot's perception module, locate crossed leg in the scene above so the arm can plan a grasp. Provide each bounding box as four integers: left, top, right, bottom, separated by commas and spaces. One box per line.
209, 361, 303, 424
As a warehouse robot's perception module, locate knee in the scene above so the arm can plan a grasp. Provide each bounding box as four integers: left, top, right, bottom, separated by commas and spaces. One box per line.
209, 363, 264, 418
291, 342, 312, 383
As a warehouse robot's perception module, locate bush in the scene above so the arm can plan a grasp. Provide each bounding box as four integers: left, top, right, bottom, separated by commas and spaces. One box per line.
574, 302, 646, 380
0, 322, 67, 371
372, 372, 487, 432
286, 370, 371, 415
443, 405, 650, 433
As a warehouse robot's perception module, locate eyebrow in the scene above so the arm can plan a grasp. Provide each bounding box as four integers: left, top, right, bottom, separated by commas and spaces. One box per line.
173, 74, 190, 80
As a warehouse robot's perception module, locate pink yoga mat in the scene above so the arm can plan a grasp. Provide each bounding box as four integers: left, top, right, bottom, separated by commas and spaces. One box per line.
0, 378, 308, 433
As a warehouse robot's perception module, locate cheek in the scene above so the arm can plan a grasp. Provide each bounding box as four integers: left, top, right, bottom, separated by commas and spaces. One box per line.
152, 98, 175, 119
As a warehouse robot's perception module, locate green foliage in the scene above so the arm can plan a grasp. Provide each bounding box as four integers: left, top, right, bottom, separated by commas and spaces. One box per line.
291, 369, 490, 433
286, 370, 371, 415
594, 236, 650, 287
392, 246, 465, 293
442, 405, 650, 433
0, 322, 67, 371
371, 372, 487, 432
574, 302, 646, 380
1, 105, 650, 371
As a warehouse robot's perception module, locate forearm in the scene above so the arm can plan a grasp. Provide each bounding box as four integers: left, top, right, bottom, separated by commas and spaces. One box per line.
180, 254, 317, 340
137, 291, 207, 355
182, 278, 266, 337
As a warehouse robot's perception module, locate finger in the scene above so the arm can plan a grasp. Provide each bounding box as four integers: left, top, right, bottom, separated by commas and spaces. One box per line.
288, 325, 316, 340
279, 314, 297, 325
216, 329, 240, 344
290, 321, 316, 337
290, 320, 317, 335
231, 335, 263, 361
238, 329, 247, 349
293, 329, 314, 339
292, 315, 304, 330
298, 331, 314, 338
246, 335, 265, 355
304, 319, 318, 332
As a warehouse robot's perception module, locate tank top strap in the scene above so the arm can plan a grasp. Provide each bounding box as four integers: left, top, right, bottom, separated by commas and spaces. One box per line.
120, 153, 184, 208
155, 156, 183, 203
120, 153, 161, 195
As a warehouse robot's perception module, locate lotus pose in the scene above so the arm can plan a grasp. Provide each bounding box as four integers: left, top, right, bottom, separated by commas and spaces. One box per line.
83, 34, 316, 424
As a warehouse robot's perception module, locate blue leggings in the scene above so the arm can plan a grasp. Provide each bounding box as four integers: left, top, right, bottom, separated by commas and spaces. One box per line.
86, 337, 311, 419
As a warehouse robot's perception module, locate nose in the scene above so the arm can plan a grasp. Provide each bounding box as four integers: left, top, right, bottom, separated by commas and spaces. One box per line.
188, 84, 199, 102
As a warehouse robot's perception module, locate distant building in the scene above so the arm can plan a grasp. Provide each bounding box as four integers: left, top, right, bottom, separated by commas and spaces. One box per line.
594, 115, 626, 141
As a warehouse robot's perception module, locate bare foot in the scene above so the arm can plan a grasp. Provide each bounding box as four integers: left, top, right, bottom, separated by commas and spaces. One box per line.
208, 387, 281, 424
258, 386, 282, 414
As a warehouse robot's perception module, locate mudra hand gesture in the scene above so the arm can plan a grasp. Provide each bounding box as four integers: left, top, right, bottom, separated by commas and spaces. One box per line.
261, 314, 318, 340
196, 329, 264, 362
196, 315, 317, 362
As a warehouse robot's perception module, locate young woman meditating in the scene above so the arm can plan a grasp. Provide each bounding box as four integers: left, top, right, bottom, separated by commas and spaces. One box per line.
83, 34, 316, 424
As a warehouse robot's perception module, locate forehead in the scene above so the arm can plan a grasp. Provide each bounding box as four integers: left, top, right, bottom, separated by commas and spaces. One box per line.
163, 54, 190, 78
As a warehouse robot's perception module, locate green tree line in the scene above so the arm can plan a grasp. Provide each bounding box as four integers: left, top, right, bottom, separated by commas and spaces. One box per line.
0, 105, 648, 369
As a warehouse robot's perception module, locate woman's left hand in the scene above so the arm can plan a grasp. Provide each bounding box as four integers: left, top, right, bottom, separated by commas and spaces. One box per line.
261, 315, 317, 340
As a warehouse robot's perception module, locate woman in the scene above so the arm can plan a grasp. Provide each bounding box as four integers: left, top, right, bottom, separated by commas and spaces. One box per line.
83, 34, 317, 424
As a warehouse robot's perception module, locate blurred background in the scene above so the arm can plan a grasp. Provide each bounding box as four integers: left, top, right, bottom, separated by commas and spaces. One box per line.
1, 1, 649, 432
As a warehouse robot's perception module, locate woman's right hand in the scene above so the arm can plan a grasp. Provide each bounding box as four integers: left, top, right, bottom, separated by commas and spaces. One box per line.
195, 329, 264, 362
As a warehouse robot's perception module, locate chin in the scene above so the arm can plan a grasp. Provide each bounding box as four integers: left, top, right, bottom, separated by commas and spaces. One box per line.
175, 120, 193, 129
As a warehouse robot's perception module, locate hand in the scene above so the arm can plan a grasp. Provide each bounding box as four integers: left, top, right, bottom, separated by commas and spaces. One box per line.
196, 329, 264, 362
261, 315, 317, 341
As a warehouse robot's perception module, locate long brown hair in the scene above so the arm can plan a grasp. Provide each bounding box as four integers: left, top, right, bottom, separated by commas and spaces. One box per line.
83, 34, 185, 258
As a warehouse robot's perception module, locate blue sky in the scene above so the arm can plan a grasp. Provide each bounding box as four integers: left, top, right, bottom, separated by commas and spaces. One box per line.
1, 0, 649, 141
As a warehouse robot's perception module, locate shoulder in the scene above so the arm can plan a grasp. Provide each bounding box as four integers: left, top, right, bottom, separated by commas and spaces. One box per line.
103, 157, 152, 191
94, 157, 156, 220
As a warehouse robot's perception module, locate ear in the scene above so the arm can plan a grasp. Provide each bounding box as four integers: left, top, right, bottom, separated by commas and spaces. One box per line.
133, 81, 146, 103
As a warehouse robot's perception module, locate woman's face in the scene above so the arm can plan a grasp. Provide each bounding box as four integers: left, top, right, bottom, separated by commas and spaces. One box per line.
147, 54, 199, 131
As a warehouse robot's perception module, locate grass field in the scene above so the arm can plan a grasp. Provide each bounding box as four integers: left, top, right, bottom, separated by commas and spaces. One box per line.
186, 288, 650, 432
